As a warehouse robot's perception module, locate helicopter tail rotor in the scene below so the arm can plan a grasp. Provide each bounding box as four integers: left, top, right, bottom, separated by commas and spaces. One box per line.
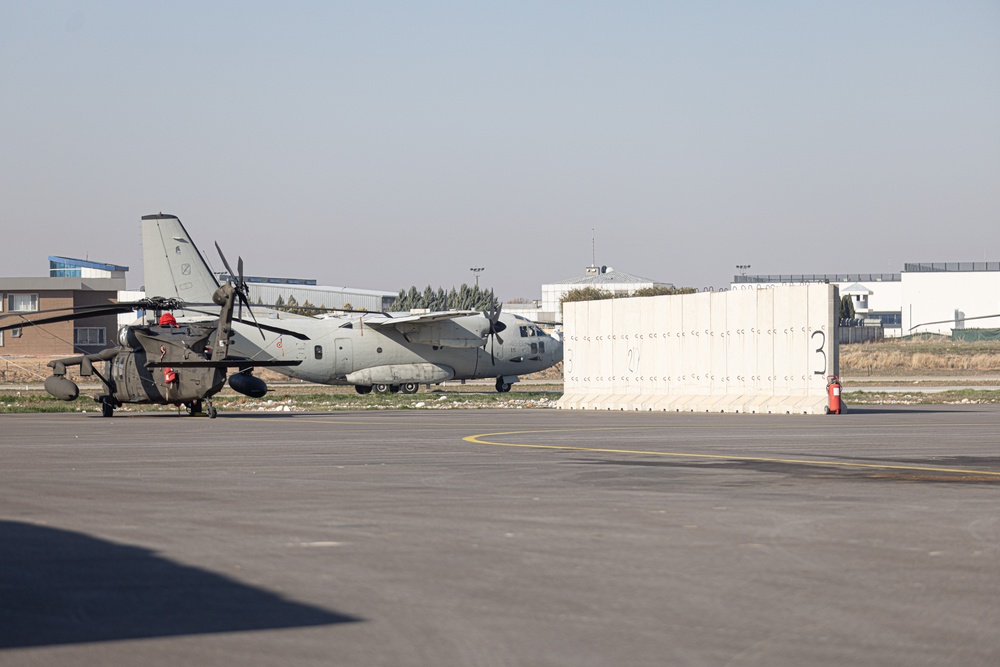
215, 242, 265, 339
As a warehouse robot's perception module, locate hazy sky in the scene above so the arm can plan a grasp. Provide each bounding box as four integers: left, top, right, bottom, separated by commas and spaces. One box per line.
2, 1, 998, 299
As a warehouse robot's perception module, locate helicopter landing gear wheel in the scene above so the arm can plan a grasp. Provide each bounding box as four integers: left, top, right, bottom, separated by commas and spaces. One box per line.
101, 402, 114, 418
207, 404, 218, 419
400, 382, 419, 394
373, 383, 391, 394
355, 385, 373, 395
495, 378, 512, 393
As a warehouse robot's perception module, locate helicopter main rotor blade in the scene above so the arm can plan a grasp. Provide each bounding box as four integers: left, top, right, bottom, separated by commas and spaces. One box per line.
215, 241, 237, 282
231, 316, 311, 340
0, 303, 158, 332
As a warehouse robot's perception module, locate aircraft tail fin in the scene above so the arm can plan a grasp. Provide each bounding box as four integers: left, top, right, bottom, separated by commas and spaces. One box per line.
141, 214, 220, 306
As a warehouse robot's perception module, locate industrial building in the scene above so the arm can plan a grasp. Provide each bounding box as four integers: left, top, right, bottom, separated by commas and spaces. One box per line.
213, 272, 397, 313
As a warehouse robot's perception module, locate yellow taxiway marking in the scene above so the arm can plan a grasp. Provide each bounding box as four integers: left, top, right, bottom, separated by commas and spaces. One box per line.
463, 428, 1000, 478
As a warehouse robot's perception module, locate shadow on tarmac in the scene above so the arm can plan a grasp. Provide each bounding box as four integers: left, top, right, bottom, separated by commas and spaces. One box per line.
0, 520, 360, 649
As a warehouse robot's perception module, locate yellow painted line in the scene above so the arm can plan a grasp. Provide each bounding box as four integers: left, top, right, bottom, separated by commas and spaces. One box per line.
463, 428, 1000, 478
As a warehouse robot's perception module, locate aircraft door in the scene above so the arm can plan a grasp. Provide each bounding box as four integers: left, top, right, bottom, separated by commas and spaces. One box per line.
335, 338, 353, 376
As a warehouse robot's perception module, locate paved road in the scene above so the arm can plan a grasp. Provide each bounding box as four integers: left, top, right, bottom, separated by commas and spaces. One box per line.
1, 407, 999, 666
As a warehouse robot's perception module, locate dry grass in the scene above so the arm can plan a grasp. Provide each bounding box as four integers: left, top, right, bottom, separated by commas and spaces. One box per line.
840, 337, 1000, 374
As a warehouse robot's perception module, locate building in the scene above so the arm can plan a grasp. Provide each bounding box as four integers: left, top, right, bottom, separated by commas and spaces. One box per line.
214, 273, 397, 313
0, 277, 124, 355
732, 262, 1000, 337
49, 256, 128, 280
538, 265, 675, 323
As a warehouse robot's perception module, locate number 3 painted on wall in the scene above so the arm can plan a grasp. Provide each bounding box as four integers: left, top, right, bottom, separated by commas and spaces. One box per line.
811, 330, 826, 376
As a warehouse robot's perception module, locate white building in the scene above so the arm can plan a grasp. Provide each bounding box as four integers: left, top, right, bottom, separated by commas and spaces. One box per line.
732, 262, 1000, 337
538, 265, 675, 323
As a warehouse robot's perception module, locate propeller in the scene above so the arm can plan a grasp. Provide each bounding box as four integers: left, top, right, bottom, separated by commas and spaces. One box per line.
215, 241, 265, 339
482, 290, 507, 365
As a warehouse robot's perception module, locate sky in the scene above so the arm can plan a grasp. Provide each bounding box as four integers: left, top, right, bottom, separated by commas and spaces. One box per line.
1, 1, 998, 300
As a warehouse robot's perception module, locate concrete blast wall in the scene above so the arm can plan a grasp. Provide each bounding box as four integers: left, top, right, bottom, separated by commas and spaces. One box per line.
558, 284, 839, 414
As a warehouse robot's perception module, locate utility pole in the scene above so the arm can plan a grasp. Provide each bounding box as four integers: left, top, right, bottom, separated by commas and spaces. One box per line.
470, 267, 484, 289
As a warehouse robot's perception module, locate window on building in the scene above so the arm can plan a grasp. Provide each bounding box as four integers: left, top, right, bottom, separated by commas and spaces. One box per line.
74, 327, 107, 346
0, 293, 4, 312
8, 294, 39, 312
11, 328, 22, 338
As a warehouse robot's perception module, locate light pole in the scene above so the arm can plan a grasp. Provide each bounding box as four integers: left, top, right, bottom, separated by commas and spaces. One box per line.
736, 264, 751, 277
470, 267, 484, 289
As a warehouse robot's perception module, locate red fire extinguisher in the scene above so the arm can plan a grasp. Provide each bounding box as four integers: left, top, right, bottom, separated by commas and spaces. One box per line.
826, 375, 841, 415
163, 367, 178, 385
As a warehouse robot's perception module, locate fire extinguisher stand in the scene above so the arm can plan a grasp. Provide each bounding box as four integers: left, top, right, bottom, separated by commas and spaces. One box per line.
825, 375, 842, 415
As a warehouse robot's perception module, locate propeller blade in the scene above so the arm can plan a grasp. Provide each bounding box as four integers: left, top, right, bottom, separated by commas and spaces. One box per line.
236, 256, 245, 320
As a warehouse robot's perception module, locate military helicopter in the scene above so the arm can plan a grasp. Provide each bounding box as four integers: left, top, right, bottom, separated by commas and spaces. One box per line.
0, 249, 307, 418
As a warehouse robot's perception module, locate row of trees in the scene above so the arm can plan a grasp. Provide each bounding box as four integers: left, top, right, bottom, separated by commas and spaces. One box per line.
560, 285, 696, 304
263, 295, 348, 316
391, 284, 498, 312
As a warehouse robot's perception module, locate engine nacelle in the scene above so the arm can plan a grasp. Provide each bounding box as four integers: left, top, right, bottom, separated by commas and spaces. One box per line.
228, 372, 268, 398
44, 375, 80, 401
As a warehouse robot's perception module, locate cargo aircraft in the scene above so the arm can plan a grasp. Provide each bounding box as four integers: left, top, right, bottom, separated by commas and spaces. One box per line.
141, 214, 562, 394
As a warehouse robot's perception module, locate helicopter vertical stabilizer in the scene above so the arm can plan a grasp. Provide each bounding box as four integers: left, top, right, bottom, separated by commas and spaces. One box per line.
141, 214, 220, 315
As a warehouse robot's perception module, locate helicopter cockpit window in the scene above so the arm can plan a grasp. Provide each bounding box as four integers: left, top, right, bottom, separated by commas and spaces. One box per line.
314, 345, 323, 360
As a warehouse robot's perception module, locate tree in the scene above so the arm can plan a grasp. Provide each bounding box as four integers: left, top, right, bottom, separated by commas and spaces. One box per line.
630, 286, 696, 297
840, 295, 856, 321
561, 287, 613, 304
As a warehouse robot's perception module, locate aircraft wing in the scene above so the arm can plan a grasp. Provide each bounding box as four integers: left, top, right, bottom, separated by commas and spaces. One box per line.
361, 311, 480, 326
361, 311, 489, 349
144, 358, 303, 369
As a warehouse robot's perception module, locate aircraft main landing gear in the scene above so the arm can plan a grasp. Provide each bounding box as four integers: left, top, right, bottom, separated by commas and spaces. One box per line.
495, 378, 512, 393
400, 382, 419, 394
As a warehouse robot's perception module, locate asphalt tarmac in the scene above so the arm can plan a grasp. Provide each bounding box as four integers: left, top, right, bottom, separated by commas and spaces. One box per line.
1, 406, 999, 666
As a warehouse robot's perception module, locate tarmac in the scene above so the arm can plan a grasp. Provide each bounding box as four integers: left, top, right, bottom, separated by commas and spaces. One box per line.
2, 406, 999, 666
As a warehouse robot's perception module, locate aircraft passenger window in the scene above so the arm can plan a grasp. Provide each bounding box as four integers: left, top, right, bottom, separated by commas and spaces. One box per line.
314, 345, 323, 360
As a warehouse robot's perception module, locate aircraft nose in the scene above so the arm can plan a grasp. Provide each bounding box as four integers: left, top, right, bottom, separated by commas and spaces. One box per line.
552, 337, 564, 363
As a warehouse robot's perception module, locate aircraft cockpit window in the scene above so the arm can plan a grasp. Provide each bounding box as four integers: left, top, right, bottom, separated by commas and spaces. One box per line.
520, 325, 539, 337
520, 325, 529, 337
